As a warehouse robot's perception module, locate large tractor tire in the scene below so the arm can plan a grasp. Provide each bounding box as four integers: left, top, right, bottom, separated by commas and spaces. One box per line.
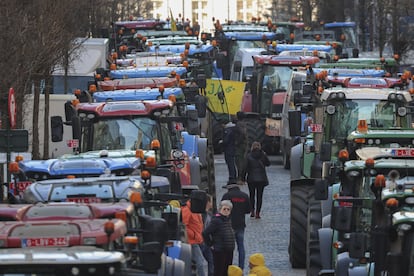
241, 117, 265, 149
289, 184, 312, 268
306, 198, 322, 276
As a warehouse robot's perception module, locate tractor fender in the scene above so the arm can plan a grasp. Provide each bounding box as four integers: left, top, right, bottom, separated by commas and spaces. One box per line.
290, 143, 304, 181
318, 228, 333, 270
335, 252, 365, 276
162, 254, 185, 276
322, 214, 331, 228
165, 240, 192, 276
189, 155, 202, 187
348, 264, 373, 276
321, 186, 333, 227
181, 131, 199, 157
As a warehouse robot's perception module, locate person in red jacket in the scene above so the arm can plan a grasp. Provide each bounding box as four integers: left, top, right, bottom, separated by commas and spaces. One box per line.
181, 199, 207, 276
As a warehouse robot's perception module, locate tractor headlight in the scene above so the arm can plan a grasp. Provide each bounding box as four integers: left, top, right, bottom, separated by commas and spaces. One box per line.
398, 107, 407, 116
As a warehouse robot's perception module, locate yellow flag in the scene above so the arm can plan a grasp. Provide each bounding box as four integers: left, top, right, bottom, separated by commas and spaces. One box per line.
205, 79, 246, 115
170, 9, 177, 31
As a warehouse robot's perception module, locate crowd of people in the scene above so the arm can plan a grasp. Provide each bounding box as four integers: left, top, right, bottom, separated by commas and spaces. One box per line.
180, 119, 272, 275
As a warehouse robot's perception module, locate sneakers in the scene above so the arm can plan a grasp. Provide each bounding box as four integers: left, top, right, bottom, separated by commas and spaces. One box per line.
255, 212, 261, 219
250, 211, 255, 217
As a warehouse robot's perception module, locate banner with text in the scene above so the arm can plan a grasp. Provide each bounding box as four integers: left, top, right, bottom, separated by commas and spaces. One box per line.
205, 79, 246, 115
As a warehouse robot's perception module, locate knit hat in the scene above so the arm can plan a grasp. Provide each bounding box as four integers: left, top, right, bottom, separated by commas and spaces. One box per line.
249, 253, 265, 266
250, 266, 272, 276
228, 265, 243, 276
169, 200, 181, 208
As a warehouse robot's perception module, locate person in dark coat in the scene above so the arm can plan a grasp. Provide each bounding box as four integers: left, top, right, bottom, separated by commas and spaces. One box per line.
222, 185, 251, 270
245, 141, 270, 219
202, 200, 235, 276
222, 122, 237, 185
234, 119, 249, 185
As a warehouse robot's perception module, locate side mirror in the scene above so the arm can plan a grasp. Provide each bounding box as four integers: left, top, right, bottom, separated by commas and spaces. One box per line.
349, 233, 367, 259
64, 101, 76, 123
320, 142, 332, 162
51, 116, 63, 142
140, 215, 168, 246
331, 205, 352, 232
71, 116, 82, 141
186, 109, 200, 135
314, 179, 328, 200
196, 74, 207, 89
233, 61, 242, 72
162, 212, 179, 240
141, 242, 163, 272
288, 110, 301, 137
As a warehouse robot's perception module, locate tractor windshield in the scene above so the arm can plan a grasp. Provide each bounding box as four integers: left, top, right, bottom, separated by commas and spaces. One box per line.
328, 99, 406, 141
255, 65, 294, 115
86, 117, 171, 152
262, 65, 293, 92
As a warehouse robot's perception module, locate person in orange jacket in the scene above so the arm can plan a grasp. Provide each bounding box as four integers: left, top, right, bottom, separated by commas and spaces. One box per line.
182, 199, 207, 276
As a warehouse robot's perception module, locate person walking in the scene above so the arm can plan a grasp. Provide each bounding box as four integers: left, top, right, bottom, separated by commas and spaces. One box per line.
245, 141, 270, 219
181, 199, 207, 276
200, 195, 214, 276
222, 184, 251, 270
202, 200, 235, 276
222, 121, 237, 185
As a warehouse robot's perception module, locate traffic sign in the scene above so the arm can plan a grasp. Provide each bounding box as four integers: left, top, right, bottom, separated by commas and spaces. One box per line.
8, 88, 17, 129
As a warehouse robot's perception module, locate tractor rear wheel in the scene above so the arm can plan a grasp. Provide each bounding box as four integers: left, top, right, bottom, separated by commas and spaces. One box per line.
306, 198, 322, 276
289, 184, 311, 268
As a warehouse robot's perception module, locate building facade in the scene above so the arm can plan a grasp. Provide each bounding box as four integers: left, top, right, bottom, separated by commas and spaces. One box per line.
151, 0, 292, 33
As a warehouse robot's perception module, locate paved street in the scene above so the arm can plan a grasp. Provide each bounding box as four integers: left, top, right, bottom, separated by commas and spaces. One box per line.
214, 153, 305, 276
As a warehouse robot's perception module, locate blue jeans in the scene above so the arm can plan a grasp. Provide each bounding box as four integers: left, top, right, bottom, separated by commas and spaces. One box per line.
200, 243, 214, 276
234, 228, 245, 269
192, 244, 207, 276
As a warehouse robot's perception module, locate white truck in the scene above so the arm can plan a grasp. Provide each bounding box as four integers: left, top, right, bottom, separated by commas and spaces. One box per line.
52, 37, 110, 94
230, 48, 265, 82
23, 37, 110, 159
23, 94, 77, 159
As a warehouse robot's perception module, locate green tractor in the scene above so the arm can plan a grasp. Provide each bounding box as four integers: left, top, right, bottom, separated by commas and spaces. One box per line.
288, 81, 414, 269
316, 148, 414, 276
